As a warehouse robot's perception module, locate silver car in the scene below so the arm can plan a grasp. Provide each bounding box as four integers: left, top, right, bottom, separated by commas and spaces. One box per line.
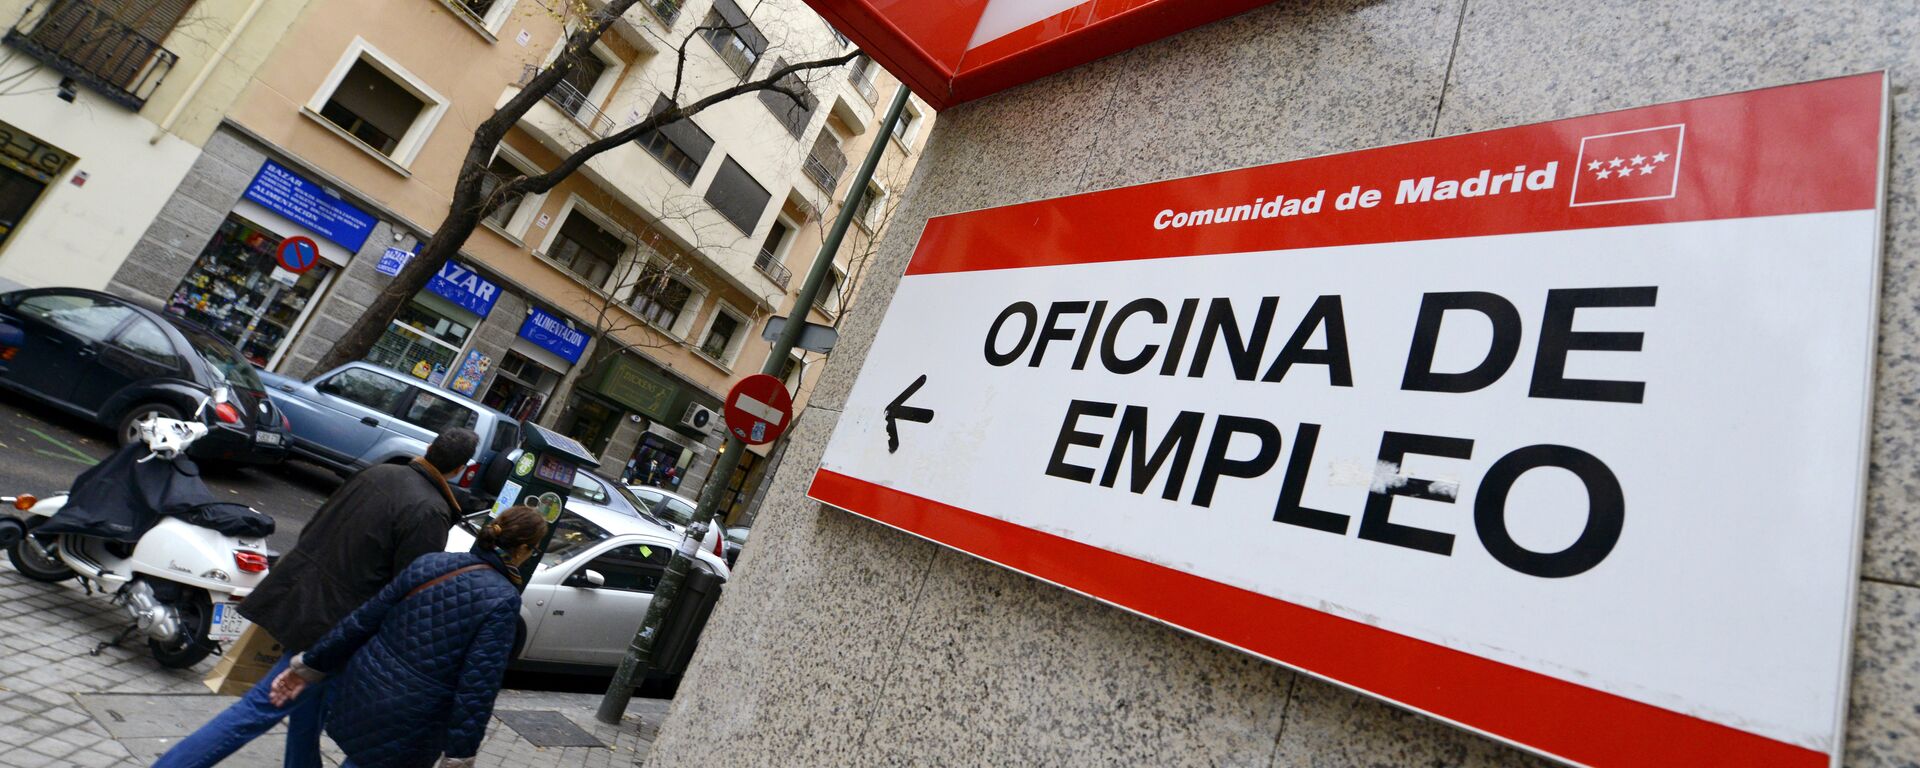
449, 479, 729, 671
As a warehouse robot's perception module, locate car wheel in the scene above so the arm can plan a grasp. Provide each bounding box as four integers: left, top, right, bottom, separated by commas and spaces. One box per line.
117, 403, 182, 448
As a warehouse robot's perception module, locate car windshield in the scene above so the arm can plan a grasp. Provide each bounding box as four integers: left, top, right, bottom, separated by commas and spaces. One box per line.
182, 330, 265, 393
540, 511, 612, 567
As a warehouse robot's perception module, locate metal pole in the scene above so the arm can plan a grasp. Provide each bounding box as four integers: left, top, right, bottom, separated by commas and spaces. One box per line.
597, 84, 915, 724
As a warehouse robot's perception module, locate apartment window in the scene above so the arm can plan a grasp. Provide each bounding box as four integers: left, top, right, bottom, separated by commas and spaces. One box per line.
699, 0, 766, 79
630, 262, 694, 331
318, 60, 425, 155
456, 0, 496, 22
803, 130, 847, 191
830, 28, 850, 48
847, 54, 878, 104
703, 158, 771, 234
813, 269, 842, 313
756, 58, 816, 139
891, 103, 922, 149
308, 42, 447, 166
552, 51, 608, 117
854, 182, 884, 230
478, 156, 526, 228
548, 210, 624, 288
649, 0, 682, 25
761, 219, 792, 257
776, 354, 801, 388
635, 96, 714, 185
700, 311, 741, 362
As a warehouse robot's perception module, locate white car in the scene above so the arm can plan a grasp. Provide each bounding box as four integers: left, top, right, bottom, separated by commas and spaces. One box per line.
449, 475, 729, 672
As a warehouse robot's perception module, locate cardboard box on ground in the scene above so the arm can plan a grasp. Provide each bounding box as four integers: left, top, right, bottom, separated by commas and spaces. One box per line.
203, 625, 284, 696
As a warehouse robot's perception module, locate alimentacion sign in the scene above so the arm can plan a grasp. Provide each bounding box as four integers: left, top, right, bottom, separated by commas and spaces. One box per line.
809, 74, 1888, 767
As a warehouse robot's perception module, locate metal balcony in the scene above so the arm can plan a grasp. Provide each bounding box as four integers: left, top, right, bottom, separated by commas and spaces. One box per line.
4, 0, 177, 110
848, 57, 878, 105
803, 132, 846, 192
519, 64, 615, 138
754, 249, 792, 289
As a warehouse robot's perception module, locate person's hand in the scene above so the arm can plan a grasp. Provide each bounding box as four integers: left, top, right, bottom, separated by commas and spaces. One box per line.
268, 668, 309, 707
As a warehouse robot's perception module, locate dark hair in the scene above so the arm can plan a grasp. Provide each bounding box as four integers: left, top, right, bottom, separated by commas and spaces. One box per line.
424, 428, 480, 474
477, 506, 548, 552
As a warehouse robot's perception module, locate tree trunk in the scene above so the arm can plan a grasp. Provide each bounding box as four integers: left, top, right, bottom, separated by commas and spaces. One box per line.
313, 203, 486, 374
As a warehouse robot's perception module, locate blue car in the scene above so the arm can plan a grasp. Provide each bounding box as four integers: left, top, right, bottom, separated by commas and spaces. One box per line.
259, 361, 519, 490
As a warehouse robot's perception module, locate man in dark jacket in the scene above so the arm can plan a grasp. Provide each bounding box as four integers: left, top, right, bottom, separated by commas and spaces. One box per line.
153, 428, 479, 768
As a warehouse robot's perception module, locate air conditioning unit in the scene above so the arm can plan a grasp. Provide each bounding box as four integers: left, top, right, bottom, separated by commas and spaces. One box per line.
682, 403, 718, 431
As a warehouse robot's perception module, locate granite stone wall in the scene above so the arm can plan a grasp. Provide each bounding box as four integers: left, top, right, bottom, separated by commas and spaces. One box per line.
645, 1, 1920, 765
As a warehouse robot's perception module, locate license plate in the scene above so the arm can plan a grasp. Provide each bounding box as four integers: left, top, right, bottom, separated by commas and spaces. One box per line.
210, 603, 250, 642
254, 431, 282, 446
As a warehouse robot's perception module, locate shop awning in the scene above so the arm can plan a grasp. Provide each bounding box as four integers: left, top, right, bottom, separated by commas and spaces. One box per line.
806, 0, 1277, 110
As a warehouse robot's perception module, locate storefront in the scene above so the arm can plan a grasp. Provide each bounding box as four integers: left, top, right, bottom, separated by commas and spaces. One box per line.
366, 259, 502, 387
483, 305, 586, 422
0, 120, 73, 249
566, 351, 719, 463
168, 160, 374, 368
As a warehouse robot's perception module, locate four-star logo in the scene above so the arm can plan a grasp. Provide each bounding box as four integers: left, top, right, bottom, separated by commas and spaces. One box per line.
1570, 124, 1685, 206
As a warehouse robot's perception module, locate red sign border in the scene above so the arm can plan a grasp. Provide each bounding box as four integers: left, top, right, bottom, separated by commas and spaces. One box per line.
276, 235, 320, 274
805, 0, 1273, 110
809, 74, 1892, 767
725, 373, 794, 446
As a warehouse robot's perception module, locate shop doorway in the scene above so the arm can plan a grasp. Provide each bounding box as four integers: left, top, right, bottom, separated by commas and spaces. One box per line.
0, 120, 73, 249
556, 393, 622, 457
482, 350, 559, 421
367, 292, 477, 387
626, 432, 687, 488
0, 166, 48, 247
168, 216, 334, 367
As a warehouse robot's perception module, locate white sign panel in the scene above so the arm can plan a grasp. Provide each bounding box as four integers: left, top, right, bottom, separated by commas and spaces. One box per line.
810, 75, 1889, 767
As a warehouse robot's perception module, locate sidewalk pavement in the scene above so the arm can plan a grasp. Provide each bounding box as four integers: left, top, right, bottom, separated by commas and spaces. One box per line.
0, 560, 667, 767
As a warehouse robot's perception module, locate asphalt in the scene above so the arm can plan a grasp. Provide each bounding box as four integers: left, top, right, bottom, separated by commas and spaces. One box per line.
0, 390, 344, 553
0, 392, 665, 696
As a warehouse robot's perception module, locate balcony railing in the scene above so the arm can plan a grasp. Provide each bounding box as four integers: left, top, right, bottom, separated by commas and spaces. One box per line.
520, 64, 615, 138
754, 249, 792, 289
648, 0, 681, 26
803, 132, 846, 192
4, 0, 177, 110
848, 58, 878, 105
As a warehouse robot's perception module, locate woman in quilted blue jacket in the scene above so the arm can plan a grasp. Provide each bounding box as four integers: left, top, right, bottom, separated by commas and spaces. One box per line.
267, 506, 549, 768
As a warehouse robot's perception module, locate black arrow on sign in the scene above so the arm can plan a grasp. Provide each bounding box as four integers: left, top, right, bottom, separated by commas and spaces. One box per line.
885, 374, 934, 454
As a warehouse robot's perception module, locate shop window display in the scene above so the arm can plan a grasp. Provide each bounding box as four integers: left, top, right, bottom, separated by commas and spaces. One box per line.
168, 217, 332, 367
367, 295, 474, 387
482, 350, 557, 421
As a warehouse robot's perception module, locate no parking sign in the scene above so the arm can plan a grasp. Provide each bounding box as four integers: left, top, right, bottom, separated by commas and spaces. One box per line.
276, 236, 320, 274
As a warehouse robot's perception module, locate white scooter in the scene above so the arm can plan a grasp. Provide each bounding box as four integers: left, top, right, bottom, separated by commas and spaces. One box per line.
2, 403, 273, 668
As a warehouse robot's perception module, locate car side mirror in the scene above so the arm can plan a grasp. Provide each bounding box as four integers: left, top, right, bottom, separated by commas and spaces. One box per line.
580, 569, 606, 587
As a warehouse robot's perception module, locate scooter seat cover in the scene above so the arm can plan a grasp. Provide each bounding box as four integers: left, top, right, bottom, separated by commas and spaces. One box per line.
39, 443, 274, 541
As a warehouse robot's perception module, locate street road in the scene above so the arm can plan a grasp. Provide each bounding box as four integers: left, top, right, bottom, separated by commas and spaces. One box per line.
0, 389, 342, 553
0, 392, 665, 696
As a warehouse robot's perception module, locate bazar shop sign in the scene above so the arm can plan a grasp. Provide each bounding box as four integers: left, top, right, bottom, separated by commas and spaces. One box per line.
809, 74, 1889, 767
426, 261, 500, 317
242, 160, 378, 252
519, 307, 588, 364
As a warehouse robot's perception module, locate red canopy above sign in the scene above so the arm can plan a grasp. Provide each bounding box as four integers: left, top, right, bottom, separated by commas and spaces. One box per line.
805, 0, 1276, 110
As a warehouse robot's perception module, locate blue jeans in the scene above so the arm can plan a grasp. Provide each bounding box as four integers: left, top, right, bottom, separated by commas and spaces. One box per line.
152, 651, 328, 768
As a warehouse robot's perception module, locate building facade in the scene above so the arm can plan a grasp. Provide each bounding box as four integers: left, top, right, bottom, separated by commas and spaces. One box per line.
645, 1, 1920, 766
0, 0, 308, 291
100, 0, 930, 511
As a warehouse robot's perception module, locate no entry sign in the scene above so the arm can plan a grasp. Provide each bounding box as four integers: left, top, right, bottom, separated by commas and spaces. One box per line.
726, 374, 793, 445
810, 73, 1889, 767
276, 236, 320, 274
